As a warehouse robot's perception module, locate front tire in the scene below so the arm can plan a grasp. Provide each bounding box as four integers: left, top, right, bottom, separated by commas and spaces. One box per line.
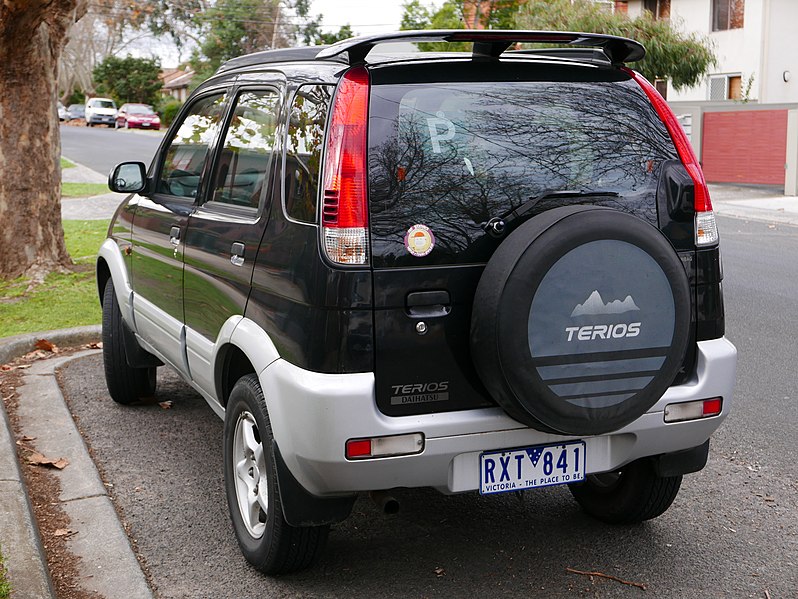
224, 374, 329, 574
101, 280, 157, 404
569, 459, 682, 524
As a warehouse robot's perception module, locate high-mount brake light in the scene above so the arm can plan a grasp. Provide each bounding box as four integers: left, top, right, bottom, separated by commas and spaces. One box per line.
624, 68, 719, 247
321, 66, 370, 265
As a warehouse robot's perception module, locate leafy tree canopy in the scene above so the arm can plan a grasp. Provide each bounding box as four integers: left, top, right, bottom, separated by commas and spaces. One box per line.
93, 55, 162, 104
515, 0, 716, 90
400, 0, 715, 91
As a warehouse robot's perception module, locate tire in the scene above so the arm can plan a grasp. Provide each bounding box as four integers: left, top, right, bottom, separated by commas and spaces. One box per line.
471, 206, 691, 436
224, 374, 329, 574
101, 280, 157, 404
569, 459, 682, 524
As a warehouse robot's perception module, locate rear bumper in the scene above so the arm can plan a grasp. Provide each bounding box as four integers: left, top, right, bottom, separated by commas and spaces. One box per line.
260, 337, 736, 497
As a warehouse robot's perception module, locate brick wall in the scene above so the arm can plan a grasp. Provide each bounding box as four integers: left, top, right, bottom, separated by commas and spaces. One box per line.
702, 110, 788, 185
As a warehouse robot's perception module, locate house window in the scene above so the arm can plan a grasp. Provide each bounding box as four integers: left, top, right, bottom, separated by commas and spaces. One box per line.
643, 0, 670, 19
713, 0, 744, 31
655, 79, 668, 100
708, 74, 742, 101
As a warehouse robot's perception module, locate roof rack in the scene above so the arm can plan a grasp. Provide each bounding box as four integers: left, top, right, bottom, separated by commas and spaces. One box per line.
315, 30, 645, 65
217, 46, 344, 73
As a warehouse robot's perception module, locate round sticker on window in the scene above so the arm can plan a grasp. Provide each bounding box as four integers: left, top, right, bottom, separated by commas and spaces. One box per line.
404, 224, 436, 257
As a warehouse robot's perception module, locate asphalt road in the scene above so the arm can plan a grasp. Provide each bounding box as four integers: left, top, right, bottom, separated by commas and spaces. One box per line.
58, 215, 797, 598
60, 124, 164, 176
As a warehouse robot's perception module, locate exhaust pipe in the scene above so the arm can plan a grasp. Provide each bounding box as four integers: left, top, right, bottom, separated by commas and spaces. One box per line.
369, 490, 400, 515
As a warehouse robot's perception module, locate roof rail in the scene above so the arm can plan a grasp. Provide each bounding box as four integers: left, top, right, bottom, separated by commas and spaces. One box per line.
315, 30, 645, 65
217, 46, 344, 73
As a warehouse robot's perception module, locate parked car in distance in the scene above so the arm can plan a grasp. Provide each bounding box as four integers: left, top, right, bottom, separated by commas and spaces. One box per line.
115, 103, 161, 130
57, 101, 68, 121
98, 30, 737, 575
85, 97, 117, 127
67, 104, 85, 121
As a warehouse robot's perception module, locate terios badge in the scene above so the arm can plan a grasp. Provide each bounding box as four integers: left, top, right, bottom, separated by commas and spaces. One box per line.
405, 224, 435, 257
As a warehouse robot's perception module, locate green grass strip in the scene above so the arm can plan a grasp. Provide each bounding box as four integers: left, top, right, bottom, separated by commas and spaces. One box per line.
61, 182, 110, 198
60, 156, 76, 169
0, 544, 11, 599
0, 220, 108, 337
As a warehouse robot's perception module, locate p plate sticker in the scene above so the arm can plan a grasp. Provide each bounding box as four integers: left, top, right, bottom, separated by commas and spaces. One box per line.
405, 224, 435, 257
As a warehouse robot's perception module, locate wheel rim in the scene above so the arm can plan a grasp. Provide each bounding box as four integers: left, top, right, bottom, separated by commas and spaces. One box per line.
585, 471, 623, 493
232, 411, 268, 538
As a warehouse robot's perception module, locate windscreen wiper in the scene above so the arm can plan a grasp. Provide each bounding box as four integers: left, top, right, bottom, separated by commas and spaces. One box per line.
482, 189, 621, 238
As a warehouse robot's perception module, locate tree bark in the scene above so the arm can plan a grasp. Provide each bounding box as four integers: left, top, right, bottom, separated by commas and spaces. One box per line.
0, 0, 87, 281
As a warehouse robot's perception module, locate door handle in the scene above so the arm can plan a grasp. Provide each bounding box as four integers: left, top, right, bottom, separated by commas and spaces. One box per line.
406, 290, 451, 318
169, 226, 180, 246
231, 242, 245, 267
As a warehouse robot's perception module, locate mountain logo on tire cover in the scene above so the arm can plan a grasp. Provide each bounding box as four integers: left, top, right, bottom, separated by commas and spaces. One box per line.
570, 290, 640, 317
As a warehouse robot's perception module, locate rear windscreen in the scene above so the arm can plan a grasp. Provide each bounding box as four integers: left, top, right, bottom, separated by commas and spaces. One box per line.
368, 76, 677, 268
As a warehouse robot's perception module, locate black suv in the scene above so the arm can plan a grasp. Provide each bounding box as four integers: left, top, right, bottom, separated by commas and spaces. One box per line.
98, 30, 737, 574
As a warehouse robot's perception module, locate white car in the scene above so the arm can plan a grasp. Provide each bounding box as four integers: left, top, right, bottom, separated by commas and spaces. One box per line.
85, 97, 117, 127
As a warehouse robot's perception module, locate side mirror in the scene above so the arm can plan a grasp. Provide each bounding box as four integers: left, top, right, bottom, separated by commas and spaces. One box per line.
109, 161, 148, 194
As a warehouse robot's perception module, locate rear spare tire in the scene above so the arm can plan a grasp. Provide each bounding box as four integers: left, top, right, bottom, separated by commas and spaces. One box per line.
471, 206, 690, 436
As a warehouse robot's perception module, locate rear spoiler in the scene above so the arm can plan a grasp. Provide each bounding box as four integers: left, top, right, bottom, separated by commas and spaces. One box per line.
315, 30, 645, 65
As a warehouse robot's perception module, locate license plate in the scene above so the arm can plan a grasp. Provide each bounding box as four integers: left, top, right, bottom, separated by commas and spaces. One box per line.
480, 441, 586, 495
142, 123, 150, 127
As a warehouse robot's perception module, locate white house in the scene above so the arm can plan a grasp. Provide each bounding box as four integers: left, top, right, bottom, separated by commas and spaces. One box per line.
621, 0, 798, 104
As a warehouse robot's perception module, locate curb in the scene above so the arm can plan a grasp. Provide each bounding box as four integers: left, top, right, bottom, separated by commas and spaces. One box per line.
1, 327, 151, 598
0, 395, 55, 599
0, 326, 101, 366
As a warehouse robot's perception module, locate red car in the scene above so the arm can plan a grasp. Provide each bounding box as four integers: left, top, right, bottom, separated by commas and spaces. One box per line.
115, 103, 161, 130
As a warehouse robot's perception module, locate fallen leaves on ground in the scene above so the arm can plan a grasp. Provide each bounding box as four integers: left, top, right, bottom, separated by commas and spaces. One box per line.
85, 342, 103, 349
27, 451, 69, 470
158, 401, 173, 410
566, 567, 646, 591
53, 528, 77, 538
433, 566, 446, 578
34, 339, 59, 353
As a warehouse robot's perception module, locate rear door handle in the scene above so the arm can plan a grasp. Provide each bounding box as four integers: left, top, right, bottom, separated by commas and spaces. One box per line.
169, 226, 180, 246
406, 290, 451, 318
231, 242, 245, 267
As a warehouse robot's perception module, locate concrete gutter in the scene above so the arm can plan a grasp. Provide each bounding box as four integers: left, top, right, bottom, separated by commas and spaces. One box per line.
0, 326, 153, 598
0, 394, 54, 599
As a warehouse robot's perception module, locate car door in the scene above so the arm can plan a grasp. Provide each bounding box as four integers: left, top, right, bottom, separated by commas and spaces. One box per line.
182, 84, 282, 397
130, 90, 230, 375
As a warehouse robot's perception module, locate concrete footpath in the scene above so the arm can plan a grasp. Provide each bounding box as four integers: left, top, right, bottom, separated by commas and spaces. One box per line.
61, 159, 127, 221
1, 164, 796, 598
0, 327, 152, 598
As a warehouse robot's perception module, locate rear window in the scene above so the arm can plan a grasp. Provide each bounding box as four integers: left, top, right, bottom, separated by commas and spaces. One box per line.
368, 75, 676, 268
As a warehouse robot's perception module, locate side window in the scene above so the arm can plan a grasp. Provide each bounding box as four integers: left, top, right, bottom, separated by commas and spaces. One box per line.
209, 90, 280, 211
284, 84, 332, 223
156, 93, 227, 199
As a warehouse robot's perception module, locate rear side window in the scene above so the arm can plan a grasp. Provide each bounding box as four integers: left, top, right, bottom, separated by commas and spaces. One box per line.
284, 84, 333, 223
209, 89, 280, 211
368, 77, 676, 267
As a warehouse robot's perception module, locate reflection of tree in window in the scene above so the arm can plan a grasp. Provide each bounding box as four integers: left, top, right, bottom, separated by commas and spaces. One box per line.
368, 80, 675, 266
713, 0, 744, 31
157, 94, 227, 198
211, 91, 279, 210
285, 85, 332, 222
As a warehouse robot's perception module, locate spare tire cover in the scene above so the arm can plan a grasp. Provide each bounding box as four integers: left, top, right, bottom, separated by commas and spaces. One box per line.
471, 206, 691, 436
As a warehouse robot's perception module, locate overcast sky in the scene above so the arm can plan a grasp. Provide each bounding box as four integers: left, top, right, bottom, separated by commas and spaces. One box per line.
311, 0, 405, 35
134, 1, 410, 67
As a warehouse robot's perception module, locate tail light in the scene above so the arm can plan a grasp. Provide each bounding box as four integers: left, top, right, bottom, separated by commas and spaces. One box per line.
321, 66, 370, 265
624, 68, 719, 247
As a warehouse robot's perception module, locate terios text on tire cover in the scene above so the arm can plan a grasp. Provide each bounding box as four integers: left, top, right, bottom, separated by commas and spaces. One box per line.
97, 30, 737, 574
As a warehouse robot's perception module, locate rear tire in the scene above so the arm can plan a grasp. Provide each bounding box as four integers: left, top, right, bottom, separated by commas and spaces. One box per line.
569, 459, 682, 524
101, 280, 157, 404
224, 374, 329, 574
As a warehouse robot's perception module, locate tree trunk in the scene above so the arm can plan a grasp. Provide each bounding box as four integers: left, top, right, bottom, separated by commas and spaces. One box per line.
0, 0, 86, 281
